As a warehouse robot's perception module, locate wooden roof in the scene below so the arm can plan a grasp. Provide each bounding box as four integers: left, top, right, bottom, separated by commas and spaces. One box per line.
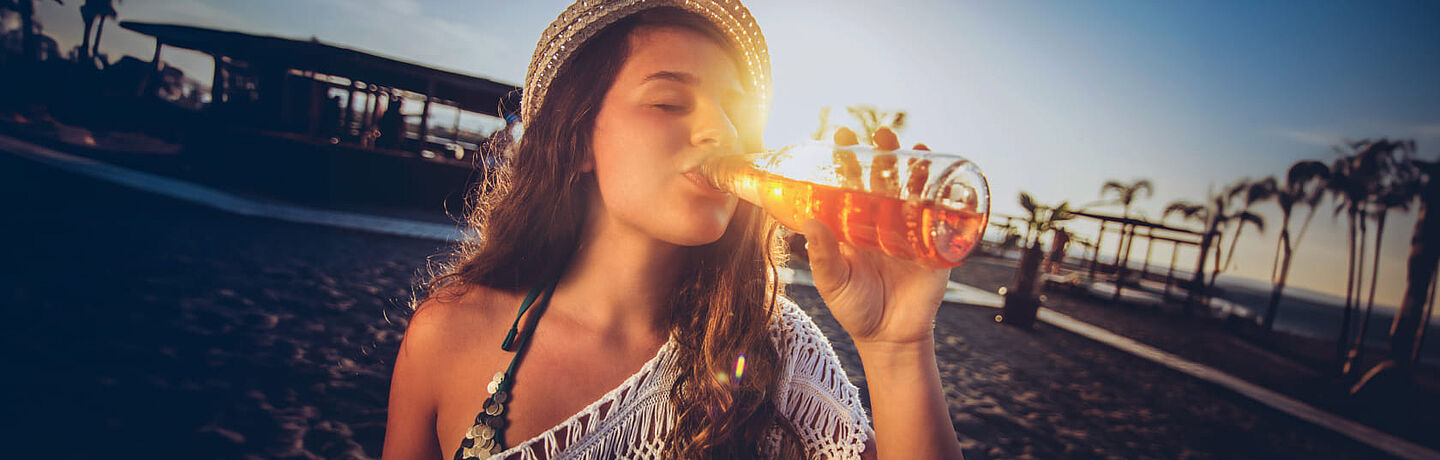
121, 21, 520, 116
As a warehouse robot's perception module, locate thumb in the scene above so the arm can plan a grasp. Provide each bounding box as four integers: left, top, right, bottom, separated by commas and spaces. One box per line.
801, 219, 850, 290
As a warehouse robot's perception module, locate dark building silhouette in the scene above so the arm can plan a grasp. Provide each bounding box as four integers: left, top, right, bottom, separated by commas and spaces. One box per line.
117, 21, 522, 209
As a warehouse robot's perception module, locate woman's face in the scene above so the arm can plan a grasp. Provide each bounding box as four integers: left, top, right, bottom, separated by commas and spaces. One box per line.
588, 24, 757, 246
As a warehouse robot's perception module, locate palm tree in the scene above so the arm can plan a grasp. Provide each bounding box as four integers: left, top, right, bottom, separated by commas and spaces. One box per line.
1164, 195, 1223, 314
844, 105, 907, 144
997, 221, 1022, 259
1003, 192, 1078, 328
1341, 140, 1417, 375
1211, 178, 1269, 292
1018, 192, 1078, 250
1099, 179, 1154, 287
89, 0, 119, 61
78, 0, 118, 65
1329, 139, 1412, 374
1352, 159, 1440, 394
810, 106, 832, 141
1262, 160, 1330, 331
1346, 176, 1418, 370
3, 0, 64, 62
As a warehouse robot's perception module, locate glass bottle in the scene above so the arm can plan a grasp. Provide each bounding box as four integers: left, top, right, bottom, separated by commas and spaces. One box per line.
701, 141, 990, 268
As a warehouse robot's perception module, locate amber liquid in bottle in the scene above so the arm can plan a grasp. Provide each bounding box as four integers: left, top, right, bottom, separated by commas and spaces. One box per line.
703, 146, 989, 268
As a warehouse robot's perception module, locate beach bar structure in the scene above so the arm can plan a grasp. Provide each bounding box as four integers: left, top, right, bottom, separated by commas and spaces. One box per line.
1072, 210, 1205, 299
118, 21, 521, 207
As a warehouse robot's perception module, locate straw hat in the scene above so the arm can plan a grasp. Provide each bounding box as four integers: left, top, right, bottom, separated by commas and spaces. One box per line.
522, 0, 771, 125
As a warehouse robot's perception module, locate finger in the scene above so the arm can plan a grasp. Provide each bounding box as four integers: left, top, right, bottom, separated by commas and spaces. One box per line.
873, 126, 900, 151
912, 142, 931, 151
801, 219, 851, 289
833, 127, 859, 146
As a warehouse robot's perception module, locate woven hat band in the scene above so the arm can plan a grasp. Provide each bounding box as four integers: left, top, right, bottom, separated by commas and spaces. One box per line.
522, 0, 771, 125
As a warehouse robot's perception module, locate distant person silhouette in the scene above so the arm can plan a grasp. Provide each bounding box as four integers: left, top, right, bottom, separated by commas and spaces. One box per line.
320, 94, 343, 139
1048, 228, 1070, 274
377, 95, 404, 150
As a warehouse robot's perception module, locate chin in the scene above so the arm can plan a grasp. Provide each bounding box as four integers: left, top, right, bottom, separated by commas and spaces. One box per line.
658, 200, 736, 246
665, 214, 732, 246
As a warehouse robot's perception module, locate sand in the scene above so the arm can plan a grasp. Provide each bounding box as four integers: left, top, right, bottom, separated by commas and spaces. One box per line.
0, 151, 1403, 459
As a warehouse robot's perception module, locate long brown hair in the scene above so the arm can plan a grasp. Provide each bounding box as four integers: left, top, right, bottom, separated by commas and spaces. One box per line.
420, 8, 804, 458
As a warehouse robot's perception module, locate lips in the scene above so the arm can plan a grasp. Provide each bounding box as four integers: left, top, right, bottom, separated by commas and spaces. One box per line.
684, 171, 725, 196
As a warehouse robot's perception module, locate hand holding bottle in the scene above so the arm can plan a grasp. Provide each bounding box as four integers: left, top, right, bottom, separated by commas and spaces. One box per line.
803, 127, 953, 346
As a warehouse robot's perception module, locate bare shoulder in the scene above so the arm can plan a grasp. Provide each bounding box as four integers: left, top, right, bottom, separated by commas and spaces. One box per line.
402, 282, 519, 362
385, 282, 516, 459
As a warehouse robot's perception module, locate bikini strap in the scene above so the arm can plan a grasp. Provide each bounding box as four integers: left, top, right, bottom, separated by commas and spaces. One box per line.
498, 279, 557, 392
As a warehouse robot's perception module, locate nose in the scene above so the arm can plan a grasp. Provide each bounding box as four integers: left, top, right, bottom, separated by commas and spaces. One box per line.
690, 101, 739, 153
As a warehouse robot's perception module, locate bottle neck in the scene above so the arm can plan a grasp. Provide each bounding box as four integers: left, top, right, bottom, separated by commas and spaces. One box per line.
700, 153, 767, 206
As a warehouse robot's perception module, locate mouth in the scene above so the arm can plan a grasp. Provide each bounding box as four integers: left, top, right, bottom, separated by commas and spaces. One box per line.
683, 171, 726, 196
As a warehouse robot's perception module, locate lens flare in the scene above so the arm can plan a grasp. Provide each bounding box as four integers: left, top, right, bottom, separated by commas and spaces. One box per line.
734, 354, 746, 381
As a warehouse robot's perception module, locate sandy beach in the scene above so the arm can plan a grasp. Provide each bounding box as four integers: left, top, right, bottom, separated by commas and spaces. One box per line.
0, 149, 1409, 459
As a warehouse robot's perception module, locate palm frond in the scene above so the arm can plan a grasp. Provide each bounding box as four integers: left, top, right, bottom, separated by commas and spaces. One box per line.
1100, 180, 1126, 197
1134, 179, 1154, 199
1019, 192, 1037, 215
1234, 211, 1265, 233
1287, 160, 1330, 191
1163, 201, 1205, 221
1244, 177, 1278, 204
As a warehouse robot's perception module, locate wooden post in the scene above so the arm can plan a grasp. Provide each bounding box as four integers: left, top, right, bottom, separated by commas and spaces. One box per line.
1166, 242, 1179, 299
367, 89, 380, 134
452, 105, 463, 144
151, 43, 163, 72
1141, 228, 1155, 281
210, 54, 224, 109
139, 42, 164, 97
306, 82, 323, 136
344, 83, 358, 138
418, 79, 435, 154
1090, 222, 1105, 278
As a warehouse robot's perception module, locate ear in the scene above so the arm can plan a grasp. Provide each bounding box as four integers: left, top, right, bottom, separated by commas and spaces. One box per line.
579, 155, 595, 172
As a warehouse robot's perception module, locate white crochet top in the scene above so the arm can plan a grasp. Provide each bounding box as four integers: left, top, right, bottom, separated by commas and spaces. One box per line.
489, 296, 873, 459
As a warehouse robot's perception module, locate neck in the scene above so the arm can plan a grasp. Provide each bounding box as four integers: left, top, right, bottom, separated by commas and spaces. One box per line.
550, 205, 686, 344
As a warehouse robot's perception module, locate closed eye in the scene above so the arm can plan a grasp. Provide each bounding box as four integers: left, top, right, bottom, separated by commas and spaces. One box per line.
652, 103, 692, 114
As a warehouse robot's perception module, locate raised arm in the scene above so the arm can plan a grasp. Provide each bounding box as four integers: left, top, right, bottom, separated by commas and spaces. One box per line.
803, 217, 963, 460
801, 127, 964, 460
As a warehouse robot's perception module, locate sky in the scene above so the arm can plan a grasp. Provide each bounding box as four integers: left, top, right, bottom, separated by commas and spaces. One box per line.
25, 0, 1440, 309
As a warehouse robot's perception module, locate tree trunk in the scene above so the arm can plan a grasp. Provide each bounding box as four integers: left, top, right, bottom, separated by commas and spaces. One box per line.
1001, 245, 1045, 329
1271, 225, 1286, 284
1347, 211, 1388, 376
1337, 209, 1358, 373
1186, 226, 1215, 315
1413, 269, 1438, 362
92, 15, 109, 64
80, 17, 95, 63
1264, 225, 1294, 331
1223, 225, 1246, 274
1355, 162, 1440, 393
1207, 231, 1224, 295
19, 0, 38, 61
1388, 164, 1440, 368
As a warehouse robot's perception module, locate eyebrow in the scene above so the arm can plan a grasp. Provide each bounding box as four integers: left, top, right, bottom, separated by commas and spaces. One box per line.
641, 71, 698, 85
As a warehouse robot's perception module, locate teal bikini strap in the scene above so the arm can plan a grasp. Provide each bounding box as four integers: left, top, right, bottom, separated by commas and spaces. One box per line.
497, 279, 557, 393
501, 279, 554, 351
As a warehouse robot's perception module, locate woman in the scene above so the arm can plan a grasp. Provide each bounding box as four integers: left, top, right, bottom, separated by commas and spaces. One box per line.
382, 1, 964, 458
